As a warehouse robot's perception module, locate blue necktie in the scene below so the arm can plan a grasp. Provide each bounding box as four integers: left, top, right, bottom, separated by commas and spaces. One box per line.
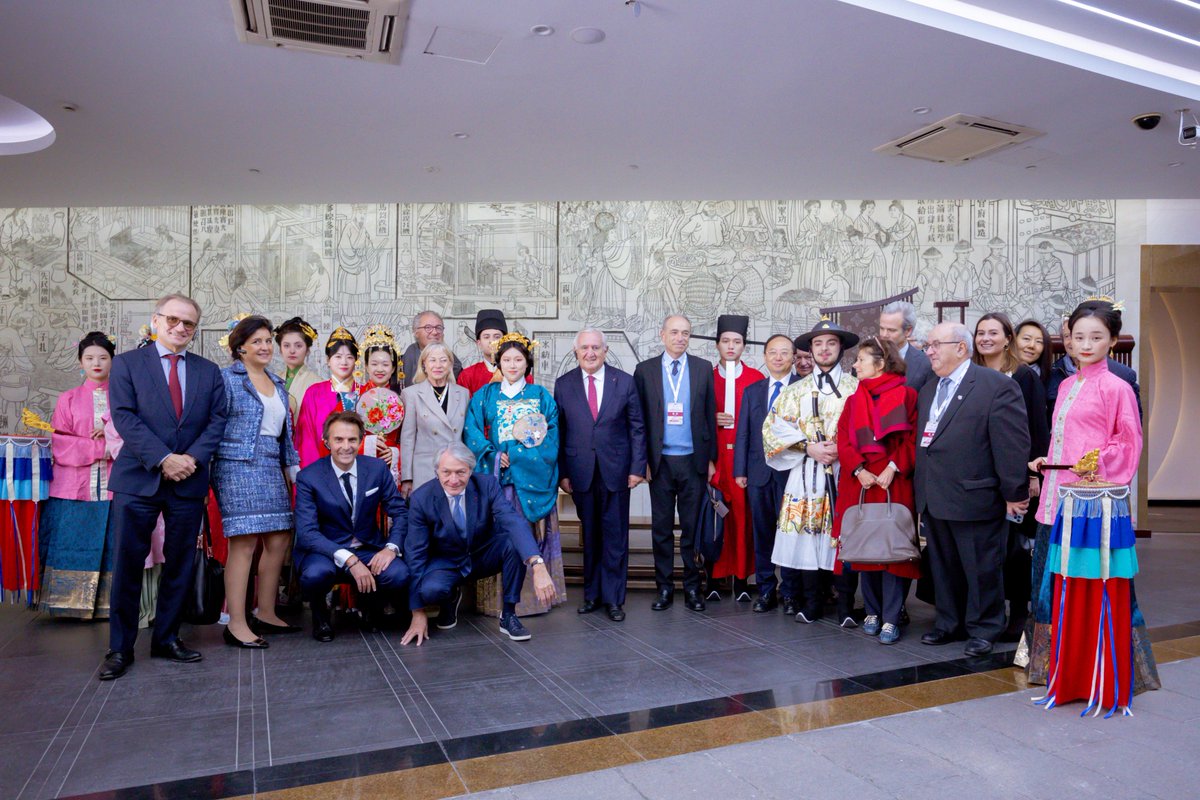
769, 380, 782, 409
671, 359, 680, 379
935, 377, 952, 409
452, 494, 466, 536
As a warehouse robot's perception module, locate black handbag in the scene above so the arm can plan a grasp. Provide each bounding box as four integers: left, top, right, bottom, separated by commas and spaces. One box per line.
183, 511, 225, 626
694, 484, 729, 566
837, 486, 919, 564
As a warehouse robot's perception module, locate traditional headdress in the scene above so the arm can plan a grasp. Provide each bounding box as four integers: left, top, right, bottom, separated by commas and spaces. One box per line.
794, 315, 861, 353
357, 324, 404, 384
474, 309, 508, 338
495, 331, 539, 351
326, 326, 355, 347
1083, 294, 1125, 312
217, 312, 253, 348
275, 316, 318, 344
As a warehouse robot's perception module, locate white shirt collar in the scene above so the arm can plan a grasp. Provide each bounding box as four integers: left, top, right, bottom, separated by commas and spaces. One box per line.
813, 364, 843, 390
661, 351, 686, 369
941, 358, 971, 391
583, 365, 605, 383
154, 340, 185, 359
899, 342, 910, 359
332, 459, 358, 480
500, 378, 525, 398
717, 360, 743, 379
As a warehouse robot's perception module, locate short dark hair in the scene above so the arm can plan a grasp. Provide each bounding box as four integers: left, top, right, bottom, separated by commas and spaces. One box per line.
323, 410, 365, 441
77, 331, 115, 360
228, 316, 274, 361
495, 340, 533, 377
764, 334, 794, 352
1068, 300, 1123, 338
858, 336, 907, 376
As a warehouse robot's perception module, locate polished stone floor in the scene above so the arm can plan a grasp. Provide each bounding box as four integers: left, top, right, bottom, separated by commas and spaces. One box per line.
0, 532, 1196, 799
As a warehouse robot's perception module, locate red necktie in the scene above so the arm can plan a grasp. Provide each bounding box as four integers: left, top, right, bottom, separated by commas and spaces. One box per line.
587, 374, 599, 421
166, 354, 183, 418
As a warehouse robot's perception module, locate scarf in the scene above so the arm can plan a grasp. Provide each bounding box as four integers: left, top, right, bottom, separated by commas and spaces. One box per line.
849, 372, 910, 459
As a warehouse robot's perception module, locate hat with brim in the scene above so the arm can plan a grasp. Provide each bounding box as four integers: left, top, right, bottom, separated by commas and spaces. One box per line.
474, 308, 508, 338
794, 318, 860, 353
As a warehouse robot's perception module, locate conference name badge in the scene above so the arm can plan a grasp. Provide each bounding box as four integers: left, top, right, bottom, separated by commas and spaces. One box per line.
667, 402, 685, 426
920, 420, 937, 448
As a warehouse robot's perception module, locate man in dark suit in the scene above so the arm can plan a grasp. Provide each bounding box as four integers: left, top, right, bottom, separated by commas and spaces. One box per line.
293, 411, 410, 642
879, 300, 932, 391
555, 328, 647, 622
100, 294, 228, 680
401, 442, 554, 645
734, 334, 801, 614
915, 322, 1030, 656
633, 314, 717, 612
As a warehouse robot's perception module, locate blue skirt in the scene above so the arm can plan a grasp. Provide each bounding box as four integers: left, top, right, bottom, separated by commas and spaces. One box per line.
212, 436, 293, 537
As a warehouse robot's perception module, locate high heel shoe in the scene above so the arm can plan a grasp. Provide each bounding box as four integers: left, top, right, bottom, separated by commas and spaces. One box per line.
223, 626, 269, 649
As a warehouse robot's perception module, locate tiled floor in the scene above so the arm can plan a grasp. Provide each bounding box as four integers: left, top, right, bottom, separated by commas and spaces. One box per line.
0, 532, 1196, 799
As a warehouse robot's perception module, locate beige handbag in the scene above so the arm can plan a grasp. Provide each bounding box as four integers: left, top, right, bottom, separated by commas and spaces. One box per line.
838, 487, 919, 564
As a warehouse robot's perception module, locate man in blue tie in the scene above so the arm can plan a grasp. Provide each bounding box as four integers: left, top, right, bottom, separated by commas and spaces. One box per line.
293, 411, 410, 642
401, 443, 554, 645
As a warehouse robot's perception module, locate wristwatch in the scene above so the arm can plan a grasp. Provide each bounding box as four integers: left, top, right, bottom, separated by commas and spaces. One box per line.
527, 556, 545, 567
852, 465, 865, 477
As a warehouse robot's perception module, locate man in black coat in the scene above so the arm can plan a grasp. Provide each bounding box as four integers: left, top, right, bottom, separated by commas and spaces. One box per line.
915, 322, 1030, 657
879, 300, 933, 391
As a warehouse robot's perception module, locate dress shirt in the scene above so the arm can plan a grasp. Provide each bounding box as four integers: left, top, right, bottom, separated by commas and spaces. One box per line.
582, 366, 606, 411
931, 358, 971, 420
898, 342, 910, 360
661, 352, 693, 455
331, 460, 365, 567
154, 340, 187, 405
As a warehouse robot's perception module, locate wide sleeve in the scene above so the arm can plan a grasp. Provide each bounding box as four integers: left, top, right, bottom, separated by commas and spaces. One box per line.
763, 390, 807, 470
537, 388, 559, 469
1098, 379, 1142, 485
463, 387, 497, 473
702, 367, 718, 462
294, 383, 325, 467
398, 386, 417, 483
988, 377, 1031, 503
50, 389, 105, 467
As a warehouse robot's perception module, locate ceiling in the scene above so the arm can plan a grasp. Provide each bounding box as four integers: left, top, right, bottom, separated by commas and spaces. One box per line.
0, 0, 1197, 206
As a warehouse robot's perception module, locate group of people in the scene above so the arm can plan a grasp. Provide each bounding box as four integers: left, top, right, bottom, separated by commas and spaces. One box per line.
39, 291, 1155, 713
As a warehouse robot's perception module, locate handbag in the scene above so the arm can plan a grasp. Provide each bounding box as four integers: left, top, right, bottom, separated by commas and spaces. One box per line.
694, 484, 729, 565
183, 511, 225, 625
837, 486, 919, 564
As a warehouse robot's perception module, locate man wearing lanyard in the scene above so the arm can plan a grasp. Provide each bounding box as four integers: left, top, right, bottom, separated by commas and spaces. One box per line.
915, 322, 1030, 657
634, 315, 717, 612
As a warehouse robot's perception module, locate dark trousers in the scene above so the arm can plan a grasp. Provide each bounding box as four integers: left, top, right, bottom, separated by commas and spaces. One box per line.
108, 486, 206, 654
648, 455, 704, 592
747, 476, 799, 599
415, 534, 527, 608
925, 513, 1007, 641
574, 470, 631, 607
298, 545, 410, 618
861, 571, 905, 625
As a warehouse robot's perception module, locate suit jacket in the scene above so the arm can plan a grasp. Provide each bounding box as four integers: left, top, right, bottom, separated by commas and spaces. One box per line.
1048, 355, 1141, 421
733, 374, 799, 487
914, 362, 1030, 521
294, 455, 407, 562
555, 366, 647, 493
633, 353, 718, 476
216, 362, 300, 467
108, 344, 227, 498
903, 344, 933, 392
398, 380, 469, 489
404, 473, 539, 609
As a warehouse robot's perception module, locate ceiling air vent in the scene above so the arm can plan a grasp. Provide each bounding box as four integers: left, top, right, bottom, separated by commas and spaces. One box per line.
231, 0, 409, 65
874, 114, 1045, 164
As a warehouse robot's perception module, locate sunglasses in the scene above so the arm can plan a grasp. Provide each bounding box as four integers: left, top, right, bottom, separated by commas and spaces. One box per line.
156, 313, 198, 333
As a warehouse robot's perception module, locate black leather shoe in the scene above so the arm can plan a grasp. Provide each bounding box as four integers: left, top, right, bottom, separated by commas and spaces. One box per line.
606, 604, 626, 622
150, 639, 203, 663
577, 598, 601, 615
435, 587, 462, 630
781, 597, 799, 616
99, 651, 133, 681
684, 589, 706, 612
921, 629, 966, 646
224, 627, 269, 649
752, 593, 778, 613
964, 637, 994, 656
250, 616, 302, 634
898, 605, 911, 627
651, 589, 674, 611
313, 619, 334, 642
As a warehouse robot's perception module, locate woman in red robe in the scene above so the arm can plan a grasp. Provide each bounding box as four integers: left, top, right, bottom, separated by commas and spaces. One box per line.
833, 336, 919, 645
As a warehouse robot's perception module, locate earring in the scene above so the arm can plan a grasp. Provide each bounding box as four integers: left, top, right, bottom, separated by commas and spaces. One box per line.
79, 368, 85, 378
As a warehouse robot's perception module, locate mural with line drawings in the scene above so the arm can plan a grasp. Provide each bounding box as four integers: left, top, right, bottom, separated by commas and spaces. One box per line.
0, 199, 1126, 430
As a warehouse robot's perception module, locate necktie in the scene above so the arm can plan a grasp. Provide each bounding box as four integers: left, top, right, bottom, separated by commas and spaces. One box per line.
935, 377, 952, 409
165, 354, 183, 418
769, 380, 782, 409
340, 472, 354, 518
671, 359, 680, 379
452, 494, 466, 535
587, 374, 599, 420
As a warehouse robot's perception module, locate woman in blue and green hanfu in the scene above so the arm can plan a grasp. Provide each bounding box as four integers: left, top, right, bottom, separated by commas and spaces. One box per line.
465, 332, 566, 616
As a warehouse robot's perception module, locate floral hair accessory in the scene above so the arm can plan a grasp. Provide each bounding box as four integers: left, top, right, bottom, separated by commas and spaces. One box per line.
218, 312, 252, 348
496, 331, 540, 351
1084, 295, 1125, 312
358, 324, 405, 382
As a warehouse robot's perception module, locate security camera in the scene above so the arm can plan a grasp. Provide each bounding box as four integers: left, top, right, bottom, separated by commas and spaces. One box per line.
1132, 113, 1162, 130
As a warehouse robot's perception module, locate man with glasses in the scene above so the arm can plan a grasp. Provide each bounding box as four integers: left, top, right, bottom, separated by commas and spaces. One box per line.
401, 310, 462, 388
100, 294, 228, 680
914, 322, 1030, 657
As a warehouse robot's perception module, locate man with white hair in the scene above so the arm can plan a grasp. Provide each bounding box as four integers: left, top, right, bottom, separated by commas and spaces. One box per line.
915, 322, 1030, 657
401, 443, 553, 645
878, 300, 932, 391
401, 310, 462, 388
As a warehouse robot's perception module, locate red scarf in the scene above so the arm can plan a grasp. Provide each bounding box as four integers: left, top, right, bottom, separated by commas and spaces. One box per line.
849, 373, 910, 459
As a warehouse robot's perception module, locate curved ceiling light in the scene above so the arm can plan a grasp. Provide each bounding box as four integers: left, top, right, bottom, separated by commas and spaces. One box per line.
0, 94, 55, 156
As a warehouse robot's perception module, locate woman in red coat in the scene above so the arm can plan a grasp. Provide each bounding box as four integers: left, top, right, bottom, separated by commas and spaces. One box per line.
834, 337, 920, 645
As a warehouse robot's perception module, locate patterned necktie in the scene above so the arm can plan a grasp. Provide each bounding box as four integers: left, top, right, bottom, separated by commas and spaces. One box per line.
935, 377, 952, 409
671, 359, 680, 379
452, 493, 466, 535
165, 354, 183, 418
340, 472, 354, 518
769, 380, 782, 409
587, 374, 599, 421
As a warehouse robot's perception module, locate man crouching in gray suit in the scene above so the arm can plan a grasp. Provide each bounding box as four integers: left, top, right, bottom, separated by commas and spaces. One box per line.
914, 322, 1029, 657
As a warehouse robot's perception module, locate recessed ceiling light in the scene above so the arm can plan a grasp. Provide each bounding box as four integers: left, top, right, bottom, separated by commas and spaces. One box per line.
1168, 161, 1183, 167
60, 103, 79, 113
570, 27, 606, 44
530, 24, 554, 36
628, 164, 639, 170
425, 166, 441, 173
452, 132, 470, 140
1025, 164, 1037, 170
248, 168, 261, 174
912, 106, 931, 115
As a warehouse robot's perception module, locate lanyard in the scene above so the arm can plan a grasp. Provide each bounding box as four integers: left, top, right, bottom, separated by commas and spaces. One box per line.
665, 359, 685, 403
929, 379, 955, 422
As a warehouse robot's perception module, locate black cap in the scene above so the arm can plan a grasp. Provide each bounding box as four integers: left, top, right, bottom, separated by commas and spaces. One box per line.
793, 318, 861, 352
474, 309, 508, 338
716, 314, 749, 339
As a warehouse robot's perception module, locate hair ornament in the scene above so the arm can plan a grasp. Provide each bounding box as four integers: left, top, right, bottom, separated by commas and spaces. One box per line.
327, 326, 355, 346
357, 324, 405, 382
217, 312, 252, 348
1084, 295, 1125, 312
276, 318, 318, 342
496, 331, 540, 351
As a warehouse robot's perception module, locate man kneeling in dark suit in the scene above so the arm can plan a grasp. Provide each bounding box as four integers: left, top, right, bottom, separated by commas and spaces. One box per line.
293, 411, 410, 642
401, 442, 555, 645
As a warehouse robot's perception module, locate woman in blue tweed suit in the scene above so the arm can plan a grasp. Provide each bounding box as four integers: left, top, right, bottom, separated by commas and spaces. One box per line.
211, 316, 301, 648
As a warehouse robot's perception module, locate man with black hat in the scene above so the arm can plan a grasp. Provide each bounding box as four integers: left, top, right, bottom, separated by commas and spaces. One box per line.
457, 309, 531, 397
707, 314, 764, 601
763, 318, 859, 626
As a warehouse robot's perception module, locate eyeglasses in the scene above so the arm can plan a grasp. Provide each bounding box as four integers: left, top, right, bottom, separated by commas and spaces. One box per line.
156, 313, 198, 332
416, 324, 445, 334
923, 340, 961, 352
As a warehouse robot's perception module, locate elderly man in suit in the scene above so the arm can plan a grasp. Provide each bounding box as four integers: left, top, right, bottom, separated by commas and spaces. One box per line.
100, 294, 228, 680
401, 443, 554, 645
401, 310, 462, 389
915, 322, 1030, 656
734, 334, 801, 614
633, 314, 717, 613
293, 411, 410, 642
555, 327, 647, 622
879, 300, 932, 391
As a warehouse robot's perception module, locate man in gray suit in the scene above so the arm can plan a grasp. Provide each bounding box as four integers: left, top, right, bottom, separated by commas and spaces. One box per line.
915, 322, 1030, 657
879, 300, 932, 391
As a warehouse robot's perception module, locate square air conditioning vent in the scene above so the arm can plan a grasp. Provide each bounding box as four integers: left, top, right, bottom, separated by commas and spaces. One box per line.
874, 114, 1045, 164
231, 0, 409, 65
